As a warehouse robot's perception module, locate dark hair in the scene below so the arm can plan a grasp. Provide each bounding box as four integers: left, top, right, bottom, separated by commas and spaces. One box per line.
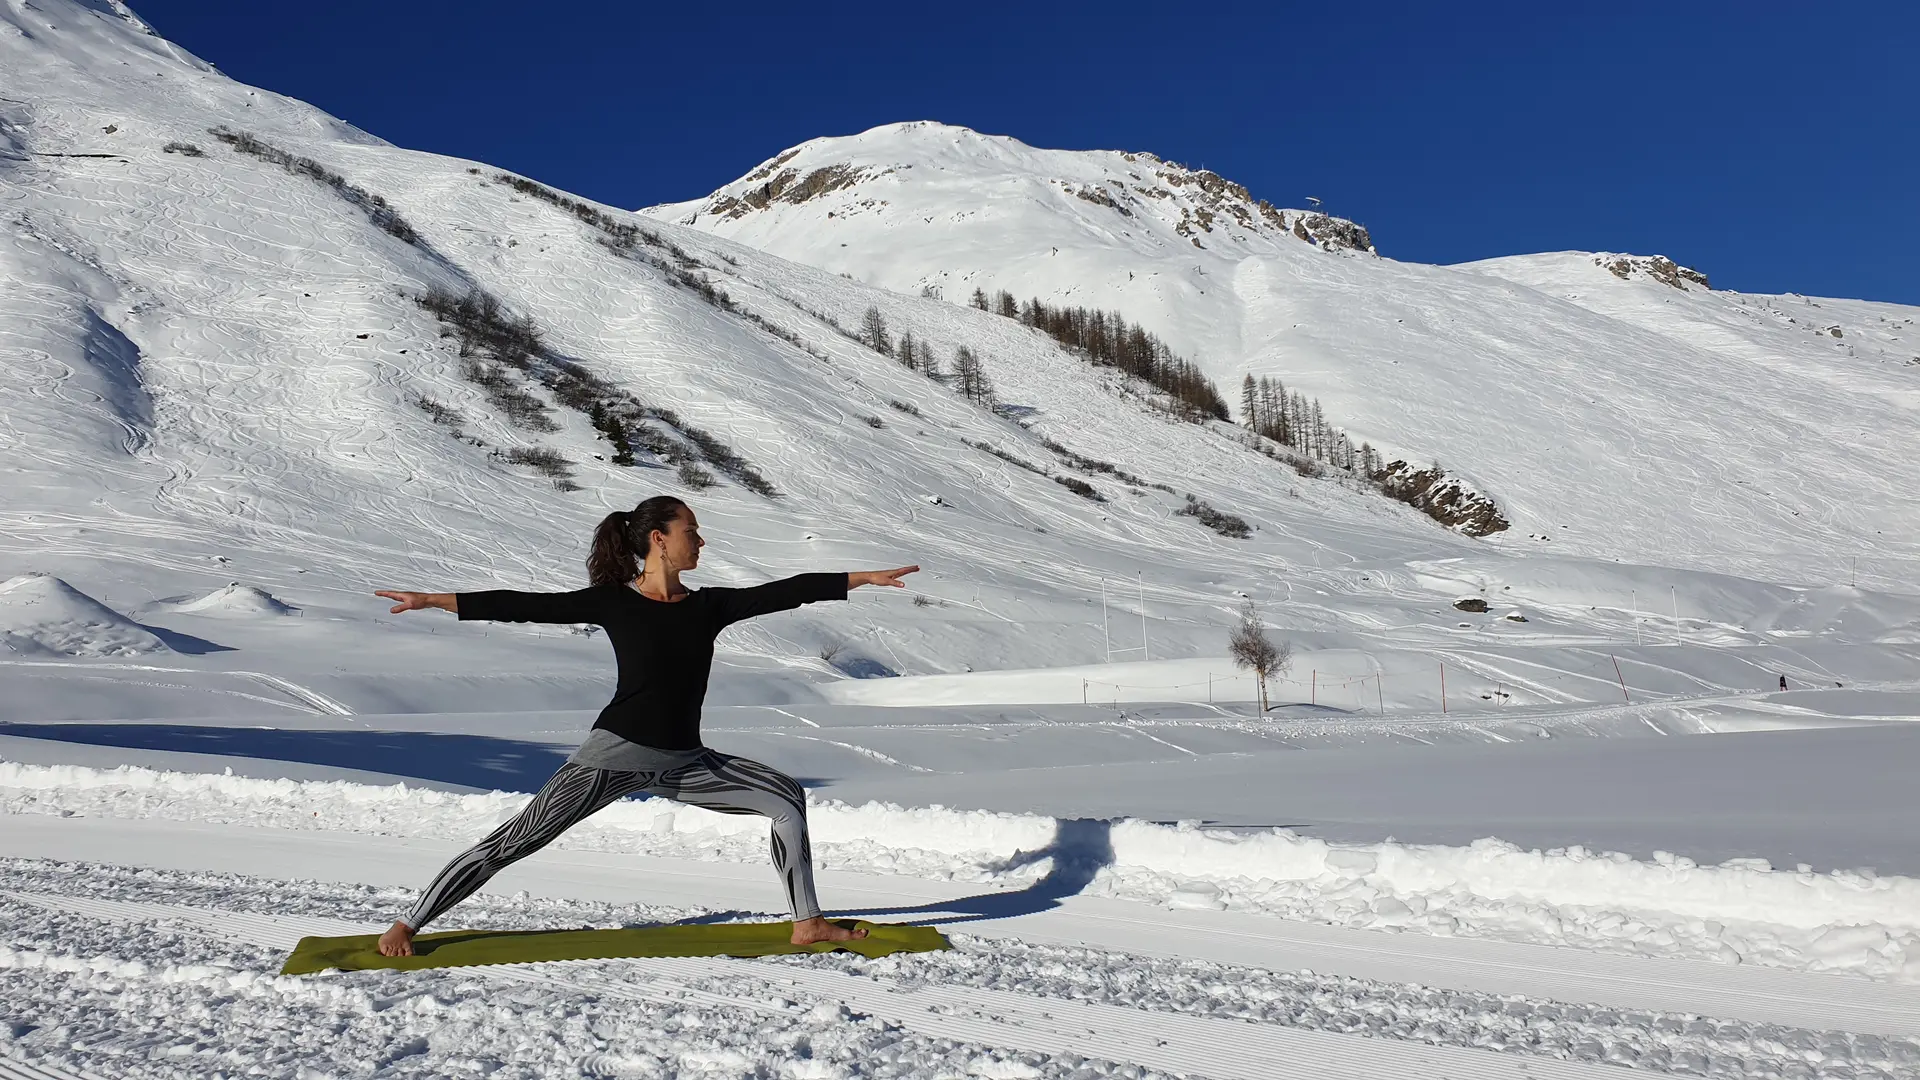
587, 495, 687, 586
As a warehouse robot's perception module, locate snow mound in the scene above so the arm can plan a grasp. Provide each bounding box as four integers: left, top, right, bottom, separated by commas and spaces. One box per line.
0, 574, 168, 657
161, 582, 295, 617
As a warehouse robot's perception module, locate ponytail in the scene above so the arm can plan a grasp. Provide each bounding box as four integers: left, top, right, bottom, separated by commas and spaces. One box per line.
586, 496, 686, 586
586, 511, 637, 586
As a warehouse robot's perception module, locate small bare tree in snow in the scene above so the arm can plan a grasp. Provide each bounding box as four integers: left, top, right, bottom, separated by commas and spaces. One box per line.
860, 306, 893, 356
1229, 599, 1290, 714
953, 345, 994, 407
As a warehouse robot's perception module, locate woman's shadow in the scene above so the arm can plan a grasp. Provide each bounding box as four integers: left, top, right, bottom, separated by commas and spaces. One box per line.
670, 818, 1115, 930
835, 816, 1117, 928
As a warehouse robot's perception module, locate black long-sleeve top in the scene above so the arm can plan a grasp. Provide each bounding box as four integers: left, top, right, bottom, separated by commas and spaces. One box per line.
457, 572, 848, 750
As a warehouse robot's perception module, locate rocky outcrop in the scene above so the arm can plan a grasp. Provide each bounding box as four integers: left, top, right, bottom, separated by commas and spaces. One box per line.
1298, 213, 1373, 254
1599, 255, 1711, 291
705, 163, 886, 220
1069, 183, 1133, 217
1371, 461, 1510, 537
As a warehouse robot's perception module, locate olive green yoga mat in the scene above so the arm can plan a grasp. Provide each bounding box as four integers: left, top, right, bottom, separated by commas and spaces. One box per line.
280, 921, 949, 975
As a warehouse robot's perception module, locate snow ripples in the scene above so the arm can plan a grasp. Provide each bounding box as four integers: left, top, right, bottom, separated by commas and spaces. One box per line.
1, 866, 1915, 1079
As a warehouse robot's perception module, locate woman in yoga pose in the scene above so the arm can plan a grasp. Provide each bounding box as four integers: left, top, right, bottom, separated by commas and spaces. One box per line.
371, 495, 918, 955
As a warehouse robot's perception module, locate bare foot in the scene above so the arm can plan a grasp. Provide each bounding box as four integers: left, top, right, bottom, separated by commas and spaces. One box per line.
377, 920, 416, 957
790, 916, 868, 946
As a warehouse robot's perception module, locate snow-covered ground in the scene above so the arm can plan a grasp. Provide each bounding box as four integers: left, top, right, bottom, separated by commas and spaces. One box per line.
4, 1, 1920, 1076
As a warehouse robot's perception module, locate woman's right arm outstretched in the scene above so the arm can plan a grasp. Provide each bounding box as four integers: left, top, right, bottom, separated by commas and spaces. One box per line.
376, 591, 458, 615
375, 586, 607, 625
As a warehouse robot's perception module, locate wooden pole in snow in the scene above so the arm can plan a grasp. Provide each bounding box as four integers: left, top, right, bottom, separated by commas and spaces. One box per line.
1613, 655, 1630, 702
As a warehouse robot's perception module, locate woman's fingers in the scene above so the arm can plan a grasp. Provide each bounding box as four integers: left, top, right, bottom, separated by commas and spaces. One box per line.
881, 565, 921, 586
374, 589, 420, 613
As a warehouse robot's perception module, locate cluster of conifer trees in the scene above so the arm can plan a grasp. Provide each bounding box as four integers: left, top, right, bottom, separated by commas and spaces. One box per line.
1239, 374, 1383, 477
970, 289, 1229, 421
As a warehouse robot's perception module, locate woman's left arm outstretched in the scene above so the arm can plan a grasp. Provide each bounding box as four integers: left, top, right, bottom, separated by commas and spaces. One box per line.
711, 565, 920, 627
849, 565, 920, 591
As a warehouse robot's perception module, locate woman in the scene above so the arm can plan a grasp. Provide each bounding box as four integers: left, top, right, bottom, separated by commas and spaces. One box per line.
372, 495, 919, 955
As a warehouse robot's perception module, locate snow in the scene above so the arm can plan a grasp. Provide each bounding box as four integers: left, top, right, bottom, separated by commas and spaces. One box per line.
7, 883, 1815, 1080
6, 823, 1920, 1078
3, 1, 1919, 1075
7, 758, 1920, 984
0, 574, 168, 656
155, 582, 296, 617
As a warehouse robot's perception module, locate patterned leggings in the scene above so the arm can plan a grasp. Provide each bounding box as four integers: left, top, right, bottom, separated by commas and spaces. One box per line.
400, 751, 817, 930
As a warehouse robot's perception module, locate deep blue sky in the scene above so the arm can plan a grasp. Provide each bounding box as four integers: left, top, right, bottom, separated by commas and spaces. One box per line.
132, 2, 1914, 304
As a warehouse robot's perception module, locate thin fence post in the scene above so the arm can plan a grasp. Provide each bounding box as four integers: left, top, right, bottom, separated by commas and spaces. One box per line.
1613, 655, 1630, 702
1440, 662, 1447, 714
1138, 571, 1149, 661
1101, 579, 1109, 662
1376, 674, 1384, 715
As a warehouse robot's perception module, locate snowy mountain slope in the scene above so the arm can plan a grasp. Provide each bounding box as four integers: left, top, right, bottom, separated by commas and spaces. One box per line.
2, 0, 1917, 717
647, 122, 1920, 590
0, 3, 1474, 742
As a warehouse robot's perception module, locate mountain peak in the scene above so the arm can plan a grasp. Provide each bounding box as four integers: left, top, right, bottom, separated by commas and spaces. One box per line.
652, 122, 1373, 257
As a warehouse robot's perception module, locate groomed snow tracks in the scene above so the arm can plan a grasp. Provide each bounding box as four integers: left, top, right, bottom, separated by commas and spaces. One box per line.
12, 892, 1632, 1080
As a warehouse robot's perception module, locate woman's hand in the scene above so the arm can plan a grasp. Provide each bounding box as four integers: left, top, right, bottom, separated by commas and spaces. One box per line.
375, 590, 456, 614
851, 566, 920, 590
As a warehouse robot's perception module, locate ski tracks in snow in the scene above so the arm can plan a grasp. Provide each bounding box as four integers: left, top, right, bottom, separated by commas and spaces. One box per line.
0, 660, 354, 718
1, 891, 1625, 1080
5, 876, 1919, 1079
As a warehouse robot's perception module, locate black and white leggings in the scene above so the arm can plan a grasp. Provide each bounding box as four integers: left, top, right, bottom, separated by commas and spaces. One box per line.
399, 751, 818, 930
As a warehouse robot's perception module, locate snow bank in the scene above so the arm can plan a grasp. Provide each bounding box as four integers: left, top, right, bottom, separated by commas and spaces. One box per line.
0, 574, 168, 657
6, 760, 1919, 982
